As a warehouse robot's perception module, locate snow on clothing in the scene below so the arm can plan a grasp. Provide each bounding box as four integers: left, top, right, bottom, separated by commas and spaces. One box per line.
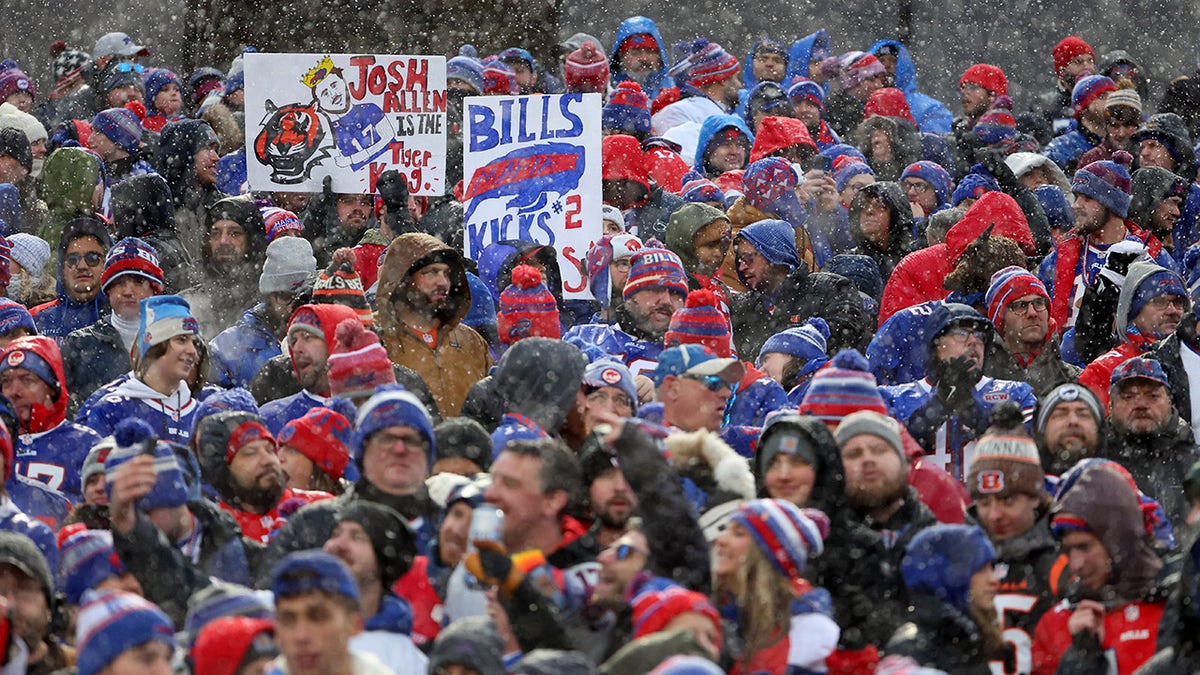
179, 194, 268, 341
727, 365, 790, 428
208, 304, 282, 389
84, 376, 200, 447
786, 30, 831, 95
885, 594, 997, 673
110, 173, 197, 293
609, 16, 673, 100
1102, 414, 1199, 526
156, 119, 226, 259
564, 320, 665, 377
31, 216, 112, 342
375, 233, 493, 417
1148, 316, 1200, 440
1042, 121, 1102, 174
260, 390, 332, 436
6, 474, 71, 531
866, 40, 953, 134
847, 181, 919, 281
60, 317, 133, 416
690, 114, 754, 177
0, 496, 58, 579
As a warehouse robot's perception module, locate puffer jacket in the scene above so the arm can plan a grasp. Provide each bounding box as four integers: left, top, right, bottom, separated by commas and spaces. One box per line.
208, 304, 282, 389
61, 317, 131, 416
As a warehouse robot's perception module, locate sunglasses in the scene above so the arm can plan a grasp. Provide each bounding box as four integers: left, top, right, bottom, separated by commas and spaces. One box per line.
65, 252, 104, 268
114, 62, 145, 74
681, 373, 735, 392
605, 542, 648, 561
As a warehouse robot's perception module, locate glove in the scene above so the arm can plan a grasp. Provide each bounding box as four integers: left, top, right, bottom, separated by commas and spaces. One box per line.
935, 356, 981, 412
976, 148, 1018, 188
464, 541, 523, 594
376, 169, 410, 211
1097, 241, 1148, 288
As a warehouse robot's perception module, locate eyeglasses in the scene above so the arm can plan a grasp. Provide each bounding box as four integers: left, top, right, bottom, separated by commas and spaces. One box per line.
681, 373, 735, 392
1145, 295, 1186, 310
735, 248, 762, 266
1006, 297, 1049, 314
604, 542, 648, 561
940, 327, 985, 343
586, 389, 633, 410
902, 180, 931, 194
114, 62, 145, 74
65, 252, 104, 268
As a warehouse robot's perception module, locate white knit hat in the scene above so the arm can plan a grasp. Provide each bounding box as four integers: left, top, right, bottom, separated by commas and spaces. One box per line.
6, 233, 50, 274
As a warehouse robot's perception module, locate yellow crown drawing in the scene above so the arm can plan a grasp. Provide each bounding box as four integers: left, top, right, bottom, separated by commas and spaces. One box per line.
300, 56, 337, 89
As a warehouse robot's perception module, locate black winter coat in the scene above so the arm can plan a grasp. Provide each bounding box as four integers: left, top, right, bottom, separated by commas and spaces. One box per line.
886, 594, 1005, 674
61, 318, 130, 417
1103, 415, 1200, 525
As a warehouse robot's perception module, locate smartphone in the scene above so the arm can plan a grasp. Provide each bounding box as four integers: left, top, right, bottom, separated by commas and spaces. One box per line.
813, 155, 832, 173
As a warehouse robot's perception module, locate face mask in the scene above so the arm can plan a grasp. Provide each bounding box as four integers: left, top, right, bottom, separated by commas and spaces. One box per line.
6, 271, 24, 301
30, 158, 43, 180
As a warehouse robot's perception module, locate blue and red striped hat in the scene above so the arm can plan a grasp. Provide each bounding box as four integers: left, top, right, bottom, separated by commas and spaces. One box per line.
664, 289, 733, 357
101, 236, 163, 293
622, 248, 688, 300
797, 349, 888, 427
730, 498, 825, 580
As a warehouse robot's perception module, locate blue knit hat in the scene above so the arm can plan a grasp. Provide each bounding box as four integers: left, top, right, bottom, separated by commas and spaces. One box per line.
1034, 184, 1074, 231
901, 524, 996, 615
136, 295, 199, 360
951, 169, 1000, 206
490, 412, 550, 458
1072, 75, 1116, 119
730, 499, 825, 580
60, 530, 126, 605
787, 77, 824, 111
270, 550, 359, 605
446, 55, 484, 93
0, 298, 34, 337
833, 157, 874, 193
1072, 152, 1134, 218
104, 419, 191, 511
603, 81, 652, 135
622, 248, 689, 301
742, 157, 801, 213
76, 590, 174, 675
91, 107, 143, 155
757, 317, 830, 365
737, 218, 798, 268
1129, 268, 1187, 320
354, 384, 435, 466
143, 68, 181, 107
900, 161, 954, 207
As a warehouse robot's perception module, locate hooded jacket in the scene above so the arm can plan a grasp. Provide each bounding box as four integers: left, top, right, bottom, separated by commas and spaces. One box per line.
208, 304, 282, 389
60, 316, 130, 418
258, 303, 360, 433
609, 16, 673, 99
493, 337, 586, 435
748, 115, 816, 164
37, 147, 101, 253
786, 30, 831, 94
156, 119, 224, 258
4, 336, 102, 504
181, 194, 268, 340
886, 593, 997, 673
1148, 312, 1200, 430
866, 40, 953, 134
376, 233, 491, 416
30, 216, 111, 341
664, 203, 734, 309
476, 239, 567, 321
848, 181, 917, 279
691, 114, 754, 178
1128, 166, 1186, 238
110, 173, 195, 292
753, 413, 847, 516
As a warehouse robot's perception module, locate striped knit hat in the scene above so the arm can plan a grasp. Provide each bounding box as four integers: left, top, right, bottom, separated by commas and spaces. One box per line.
91, 107, 143, 154
313, 251, 373, 326
622, 248, 688, 301
730, 498, 825, 580
758, 317, 830, 365
839, 52, 885, 89
101, 236, 163, 293
663, 289, 733, 357
966, 432, 1045, 499
564, 40, 609, 94
1071, 151, 1133, 217
76, 590, 174, 675
498, 264, 560, 344
985, 266, 1049, 330
60, 529, 126, 605
787, 77, 825, 111
900, 161, 954, 207
326, 318, 395, 399
631, 585, 721, 641
974, 96, 1017, 144
798, 349, 887, 427
260, 206, 303, 242
104, 418, 191, 510
603, 81, 651, 135
1072, 75, 1116, 119
833, 155, 874, 193
482, 59, 517, 95
670, 39, 739, 87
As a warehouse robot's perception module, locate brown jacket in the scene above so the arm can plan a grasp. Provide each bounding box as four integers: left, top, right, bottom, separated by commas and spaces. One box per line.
375, 233, 492, 415
719, 196, 816, 291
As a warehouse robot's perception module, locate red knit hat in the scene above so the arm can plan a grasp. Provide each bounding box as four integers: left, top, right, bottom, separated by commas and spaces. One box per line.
277, 406, 355, 481
959, 64, 1008, 96
631, 586, 721, 641
663, 289, 733, 357
326, 318, 396, 399
497, 265, 560, 344
191, 617, 277, 675
1053, 36, 1094, 74
602, 134, 649, 189
564, 40, 609, 94
863, 87, 916, 126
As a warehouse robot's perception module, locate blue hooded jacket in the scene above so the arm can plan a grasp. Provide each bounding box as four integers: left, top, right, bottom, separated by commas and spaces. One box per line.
787, 30, 832, 94
692, 114, 754, 176
0, 183, 20, 234
867, 40, 953, 134
609, 16, 674, 99
735, 39, 788, 118
208, 304, 282, 389
31, 217, 111, 342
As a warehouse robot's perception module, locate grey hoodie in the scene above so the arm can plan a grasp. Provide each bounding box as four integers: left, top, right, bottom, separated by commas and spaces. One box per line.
1114, 261, 1188, 343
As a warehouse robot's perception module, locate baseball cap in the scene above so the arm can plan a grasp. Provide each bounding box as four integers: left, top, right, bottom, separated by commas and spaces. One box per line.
93, 32, 150, 59
651, 344, 745, 386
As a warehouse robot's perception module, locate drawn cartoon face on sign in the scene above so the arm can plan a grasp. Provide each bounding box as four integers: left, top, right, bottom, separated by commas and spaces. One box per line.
253, 102, 328, 183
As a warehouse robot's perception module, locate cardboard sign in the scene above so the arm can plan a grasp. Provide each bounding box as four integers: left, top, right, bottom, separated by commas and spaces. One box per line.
244, 52, 447, 195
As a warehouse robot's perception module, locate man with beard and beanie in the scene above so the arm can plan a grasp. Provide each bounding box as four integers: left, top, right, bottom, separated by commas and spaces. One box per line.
881, 303, 1037, 483
106, 418, 255, 626
565, 248, 688, 377
965, 406, 1062, 673
1103, 357, 1199, 524
257, 303, 360, 433
0, 336, 102, 504
1035, 382, 1106, 475
375, 233, 491, 417
1032, 461, 1167, 674
155, 119, 222, 258
577, 443, 639, 548
181, 195, 268, 340
259, 385, 440, 585
828, 410, 937, 662
208, 237, 316, 389
322, 501, 427, 671
984, 266, 1081, 397
949, 63, 1007, 174
1039, 152, 1174, 332
61, 237, 164, 413
1043, 75, 1116, 173
1127, 167, 1188, 258
729, 218, 867, 361
196, 410, 330, 544
652, 39, 741, 136
31, 216, 111, 342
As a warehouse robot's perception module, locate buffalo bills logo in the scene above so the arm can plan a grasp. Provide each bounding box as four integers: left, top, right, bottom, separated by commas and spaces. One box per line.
462, 142, 585, 223
977, 470, 1004, 494
600, 368, 622, 385
254, 100, 329, 183
5, 351, 23, 367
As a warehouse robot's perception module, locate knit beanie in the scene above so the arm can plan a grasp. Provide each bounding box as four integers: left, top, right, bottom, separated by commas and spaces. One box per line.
787, 77, 824, 111
183, 581, 273, 644
59, 529, 126, 605
259, 236, 316, 295
0, 336, 59, 392
76, 589, 174, 675
428, 616, 505, 675
974, 95, 1017, 144
951, 170, 1000, 206
270, 550, 359, 605
433, 416, 493, 472
1035, 383, 1104, 436
622, 248, 689, 301
278, 406, 356, 481
663, 289, 733, 357
497, 265, 561, 344
446, 56, 484, 94
826, 254, 883, 299
985, 266, 1049, 330
833, 155, 874, 193
191, 617, 278, 675
839, 52, 885, 89
899, 161, 953, 207
0, 298, 34, 338
586, 233, 643, 308
679, 176, 726, 204
959, 64, 1008, 96
757, 317, 830, 365
327, 318, 396, 399
631, 586, 721, 641
834, 410, 904, 459
864, 87, 916, 125
334, 501, 416, 587
50, 42, 91, 82
0, 67, 35, 102
0, 128, 31, 173
0, 531, 51, 601
798, 349, 888, 426
100, 236, 163, 294
6, 233, 49, 275
103, 418, 191, 510
1106, 86, 1142, 115
603, 82, 652, 135
1053, 36, 1094, 74
80, 439, 114, 494
1071, 151, 1134, 218
742, 157, 800, 212
260, 206, 304, 242
564, 41, 609, 94
91, 107, 143, 155
669, 39, 739, 87
135, 295, 199, 360
901, 524, 996, 615
482, 59, 517, 95
1072, 75, 1116, 119
729, 498, 825, 580
967, 429, 1045, 500
1129, 268, 1187, 320
355, 384, 436, 467
144, 68, 181, 106
312, 250, 373, 326
736, 218, 798, 268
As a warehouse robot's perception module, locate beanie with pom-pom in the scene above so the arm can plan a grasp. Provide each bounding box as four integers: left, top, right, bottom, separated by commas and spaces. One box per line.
104, 418, 191, 510
663, 288, 733, 357
798, 348, 888, 428
564, 40, 609, 94
974, 95, 1017, 145
497, 264, 560, 344
603, 81, 651, 135
326, 318, 395, 399
1071, 150, 1133, 217
757, 317, 830, 365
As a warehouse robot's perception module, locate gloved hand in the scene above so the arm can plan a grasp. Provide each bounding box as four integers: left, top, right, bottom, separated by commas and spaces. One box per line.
464, 541, 523, 594
1097, 240, 1148, 288
935, 356, 981, 412
377, 169, 410, 211
976, 148, 1018, 188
